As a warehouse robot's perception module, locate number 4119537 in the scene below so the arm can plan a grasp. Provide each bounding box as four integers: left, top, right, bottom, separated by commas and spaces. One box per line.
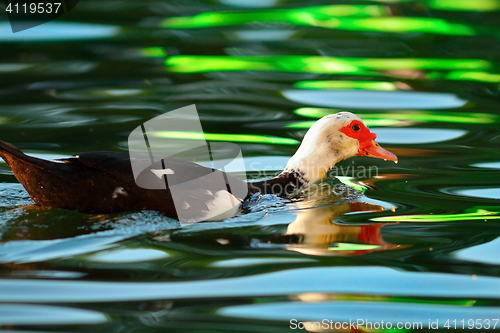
6, 3, 62, 14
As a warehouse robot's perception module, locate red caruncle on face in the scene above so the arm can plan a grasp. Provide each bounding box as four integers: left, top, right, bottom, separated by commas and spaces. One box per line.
340, 120, 377, 156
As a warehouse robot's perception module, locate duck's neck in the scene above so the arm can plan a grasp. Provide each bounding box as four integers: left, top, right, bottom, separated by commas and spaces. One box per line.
247, 149, 345, 196
247, 170, 305, 196
282, 141, 348, 184
283, 152, 333, 184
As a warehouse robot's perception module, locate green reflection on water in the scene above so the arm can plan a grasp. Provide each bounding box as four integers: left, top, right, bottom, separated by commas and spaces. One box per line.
141, 47, 167, 58
165, 55, 491, 74
327, 243, 381, 251
295, 80, 398, 91
347, 58, 490, 70
337, 176, 369, 192
292, 108, 500, 126
428, 71, 500, 83
325, 17, 475, 36
160, 5, 487, 36
372, 207, 500, 222
165, 55, 369, 74
428, 0, 500, 11
293, 294, 477, 307
161, 5, 387, 29
150, 131, 299, 145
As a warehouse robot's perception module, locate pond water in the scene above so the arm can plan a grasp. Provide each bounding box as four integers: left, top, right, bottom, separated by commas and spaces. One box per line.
1, 0, 500, 331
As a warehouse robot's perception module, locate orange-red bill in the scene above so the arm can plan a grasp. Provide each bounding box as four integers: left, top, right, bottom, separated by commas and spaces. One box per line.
358, 140, 398, 162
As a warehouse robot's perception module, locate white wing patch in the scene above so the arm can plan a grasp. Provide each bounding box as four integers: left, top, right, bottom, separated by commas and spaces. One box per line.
112, 187, 128, 199
202, 190, 242, 221
151, 168, 175, 179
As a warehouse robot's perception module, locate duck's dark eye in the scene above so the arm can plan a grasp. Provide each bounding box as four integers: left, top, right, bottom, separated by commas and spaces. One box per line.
351, 124, 360, 132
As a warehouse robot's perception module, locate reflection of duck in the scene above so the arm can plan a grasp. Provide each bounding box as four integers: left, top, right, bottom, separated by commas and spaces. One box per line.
285, 198, 400, 256
0, 112, 396, 221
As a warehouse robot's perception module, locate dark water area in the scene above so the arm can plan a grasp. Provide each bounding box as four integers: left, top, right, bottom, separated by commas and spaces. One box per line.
1, 0, 500, 331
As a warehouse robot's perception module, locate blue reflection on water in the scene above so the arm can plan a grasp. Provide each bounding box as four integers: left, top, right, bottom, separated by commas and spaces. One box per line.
218, 301, 500, 323
374, 128, 467, 144
282, 90, 468, 110
471, 161, 500, 169
0, 22, 119, 41
230, 30, 296, 41
2, 267, 500, 303
454, 237, 500, 265
457, 188, 500, 200
0, 304, 108, 325
87, 248, 170, 263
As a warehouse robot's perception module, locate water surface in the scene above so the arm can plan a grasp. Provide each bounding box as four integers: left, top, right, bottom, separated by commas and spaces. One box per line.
1, 0, 500, 331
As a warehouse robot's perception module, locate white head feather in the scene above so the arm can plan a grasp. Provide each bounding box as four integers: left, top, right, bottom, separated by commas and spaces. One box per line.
283, 112, 365, 182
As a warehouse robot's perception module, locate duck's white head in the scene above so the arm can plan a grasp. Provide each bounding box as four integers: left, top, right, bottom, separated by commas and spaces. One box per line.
283, 112, 397, 183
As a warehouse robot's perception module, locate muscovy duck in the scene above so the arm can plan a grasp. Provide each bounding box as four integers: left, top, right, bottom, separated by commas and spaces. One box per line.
0, 112, 397, 221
